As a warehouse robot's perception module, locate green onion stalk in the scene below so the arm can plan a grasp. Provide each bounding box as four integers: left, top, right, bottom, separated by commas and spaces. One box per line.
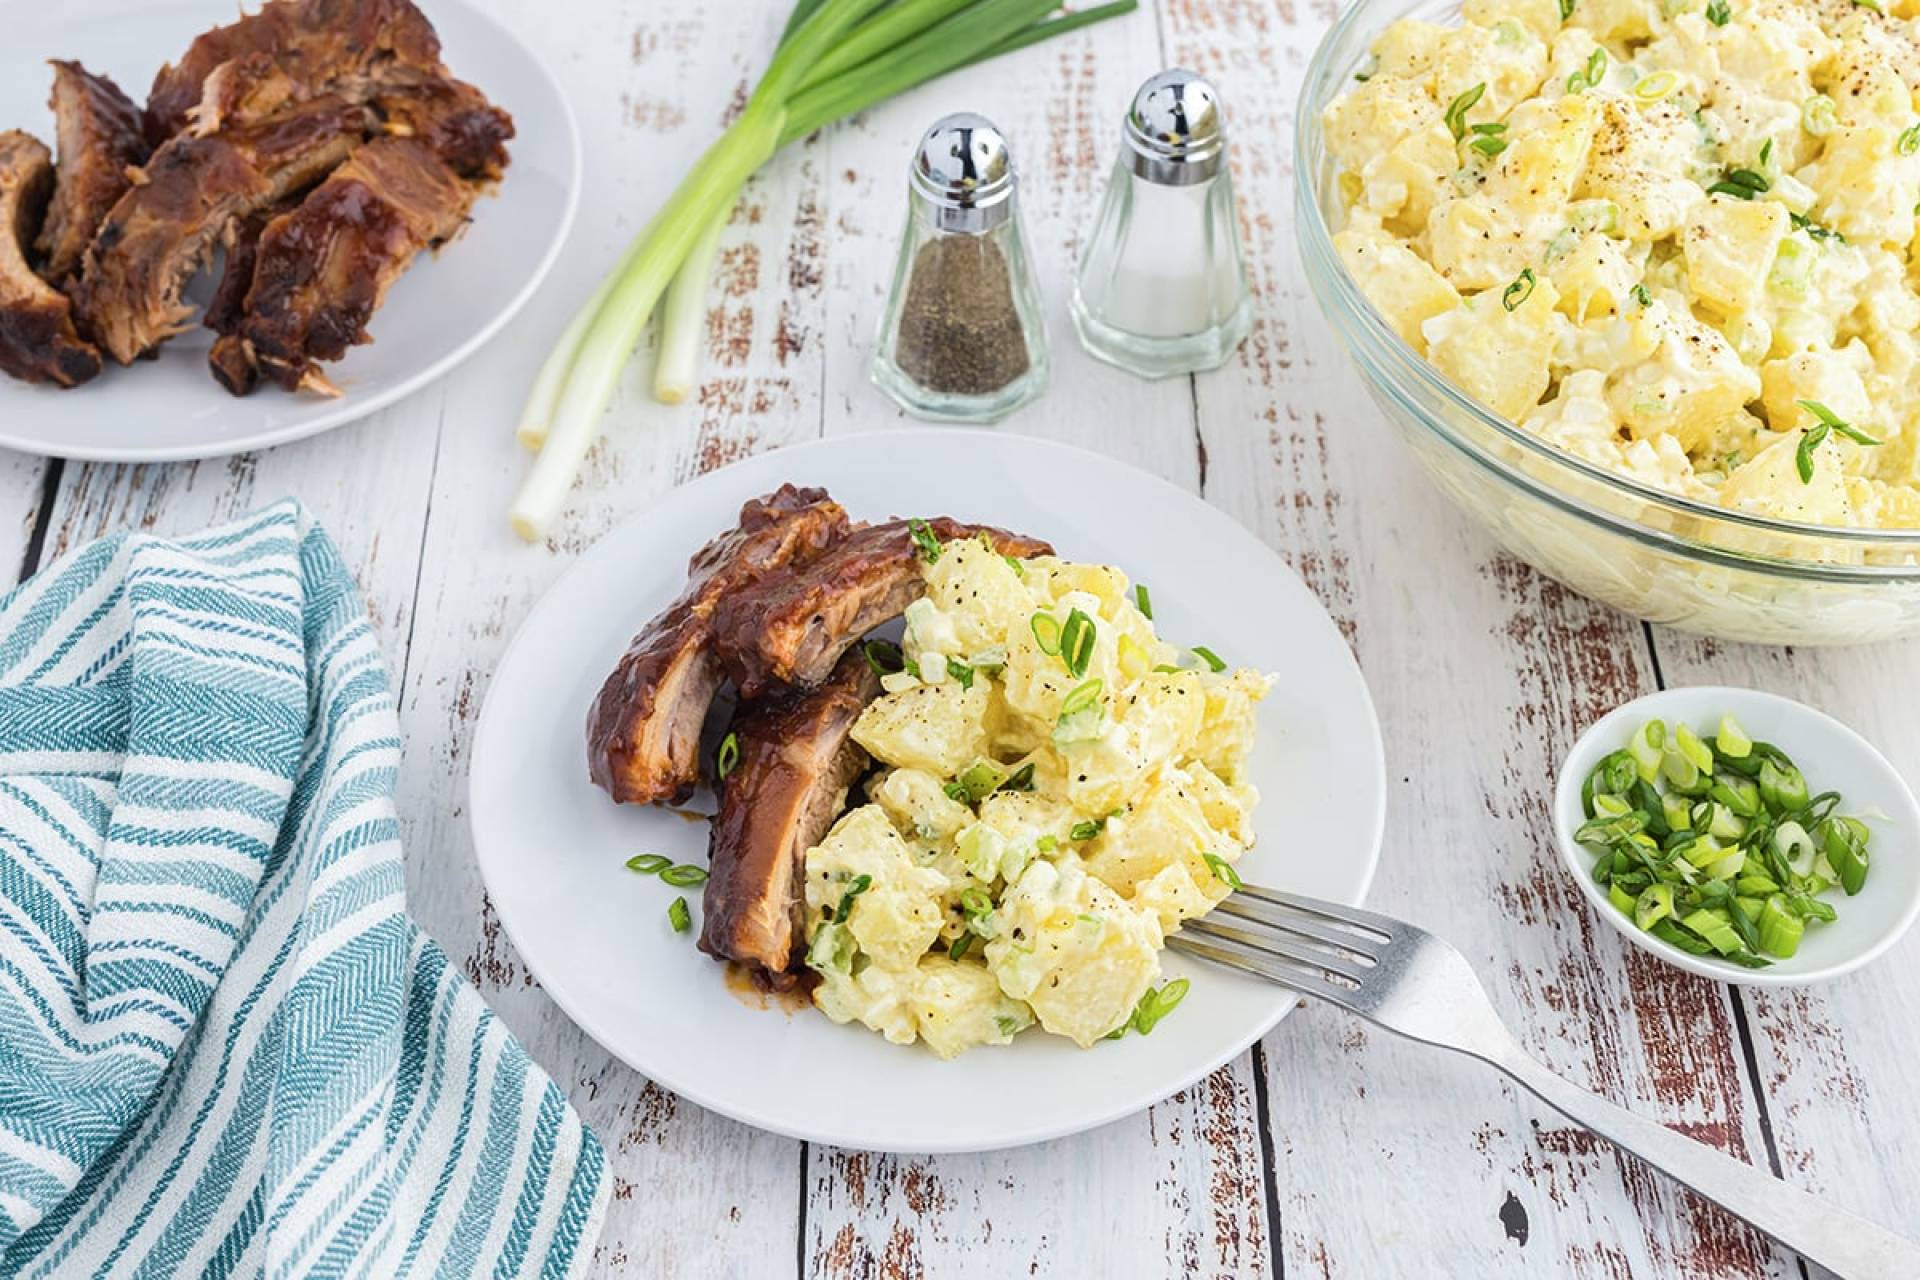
509, 0, 1138, 541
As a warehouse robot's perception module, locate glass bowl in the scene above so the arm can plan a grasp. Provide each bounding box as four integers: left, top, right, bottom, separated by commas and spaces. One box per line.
1294, 0, 1920, 646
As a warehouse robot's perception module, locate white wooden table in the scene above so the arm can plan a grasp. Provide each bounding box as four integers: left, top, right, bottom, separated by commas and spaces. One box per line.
7, 1, 1917, 1274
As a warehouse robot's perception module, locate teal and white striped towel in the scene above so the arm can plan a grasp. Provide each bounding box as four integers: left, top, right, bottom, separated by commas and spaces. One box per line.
0, 502, 606, 1278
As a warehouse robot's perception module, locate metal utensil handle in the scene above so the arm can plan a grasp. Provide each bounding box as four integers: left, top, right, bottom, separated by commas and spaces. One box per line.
1491, 1046, 1920, 1279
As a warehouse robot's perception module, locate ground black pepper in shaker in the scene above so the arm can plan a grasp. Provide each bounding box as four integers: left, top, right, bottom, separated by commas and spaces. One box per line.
871, 113, 1048, 423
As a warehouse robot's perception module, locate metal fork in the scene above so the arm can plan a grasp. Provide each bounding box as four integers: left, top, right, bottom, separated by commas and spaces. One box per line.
1169, 884, 1920, 1279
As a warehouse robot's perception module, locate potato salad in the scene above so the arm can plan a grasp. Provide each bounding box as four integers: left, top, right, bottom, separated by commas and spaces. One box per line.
801, 532, 1269, 1057
1325, 0, 1920, 528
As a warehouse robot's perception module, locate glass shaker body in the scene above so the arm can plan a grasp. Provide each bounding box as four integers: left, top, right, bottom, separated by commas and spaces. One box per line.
1071, 70, 1252, 379
871, 112, 1049, 425
872, 202, 1050, 424
1072, 160, 1250, 378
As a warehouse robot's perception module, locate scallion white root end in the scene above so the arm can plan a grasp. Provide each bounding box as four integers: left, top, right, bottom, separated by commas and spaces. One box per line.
654, 214, 729, 405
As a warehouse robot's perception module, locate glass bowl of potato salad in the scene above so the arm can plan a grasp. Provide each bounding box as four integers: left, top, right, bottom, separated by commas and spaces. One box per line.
1299, 0, 1920, 642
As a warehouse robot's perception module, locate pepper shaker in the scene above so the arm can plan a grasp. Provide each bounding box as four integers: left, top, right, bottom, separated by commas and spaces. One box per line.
871, 113, 1049, 424
1072, 70, 1252, 378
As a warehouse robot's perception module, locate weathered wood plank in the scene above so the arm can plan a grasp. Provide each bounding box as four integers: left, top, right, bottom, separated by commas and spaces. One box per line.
802, 8, 1270, 1278
1650, 633, 1920, 1248
1165, 0, 1798, 1273
0, 453, 53, 584
392, 1, 825, 1274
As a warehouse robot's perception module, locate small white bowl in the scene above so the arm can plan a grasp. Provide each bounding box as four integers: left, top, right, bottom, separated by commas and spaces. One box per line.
1553, 686, 1920, 986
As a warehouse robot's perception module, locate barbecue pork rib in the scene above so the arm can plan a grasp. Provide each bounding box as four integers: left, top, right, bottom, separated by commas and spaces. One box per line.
587, 486, 851, 806
71, 96, 373, 364
714, 519, 1053, 696
699, 649, 878, 977
225, 135, 476, 395
364, 71, 514, 181
36, 62, 150, 284
146, 0, 443, 144
0, 132, 101, 388
204, 209, 281, 395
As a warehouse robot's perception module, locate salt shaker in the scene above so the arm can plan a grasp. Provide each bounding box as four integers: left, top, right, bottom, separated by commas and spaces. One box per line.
871, 113, 1049, 424
1072, 70, 1252, 378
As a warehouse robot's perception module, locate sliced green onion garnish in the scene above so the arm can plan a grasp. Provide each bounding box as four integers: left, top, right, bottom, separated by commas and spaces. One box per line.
1059, 678, 1104, 719
1135, 583, 1153, 619
1036, 834, 1058, 853
1003, 761, 1036, 792
668, 896, 692, 933
1714, 714, 1752, 759
661, 863, 709, 887
1129, 979, 1190, 1036
716, 731, 740, 780
1190, 645, 1227, 673
1899, 124, 1920, 156
1443, 83, 1486, 141
908, 518, 942, 564
1059, 609, 1097, 678
1631, 70, 1678, 102
626, 854, 672, 875
833, 873, 873, 923
960, 886, 994, 918
946, 656, 975, 690
1501, 268, 1536, 312
1800, 94, 1835, 136
1706, 0, 1730, 22
948, 931, 975, 961
1003, 555, 1026, 579
949, 758, 1009, 805
1203, 853, 1243, 890
1030, 611, 1062, 656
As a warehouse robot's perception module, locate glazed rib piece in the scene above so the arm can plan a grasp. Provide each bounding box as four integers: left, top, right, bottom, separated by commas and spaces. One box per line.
0, 132, 101, 388
228, 136, 475, 395
714, 518, 1053, 695
71, 96, 373, 364
36, 62, 150, 283
365, 71, 514, 181
587, 486, 851, 805
204, 209, 280, 395
147, 0, 443, 143
699, 649, 878, 977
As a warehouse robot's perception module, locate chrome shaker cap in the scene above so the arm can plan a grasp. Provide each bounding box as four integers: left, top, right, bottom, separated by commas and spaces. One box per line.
1123, 69, 1227, 185
910, 112, 1016, 233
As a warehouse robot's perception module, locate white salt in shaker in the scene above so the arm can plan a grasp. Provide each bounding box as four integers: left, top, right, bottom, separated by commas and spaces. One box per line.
1071, 69, 1252, 378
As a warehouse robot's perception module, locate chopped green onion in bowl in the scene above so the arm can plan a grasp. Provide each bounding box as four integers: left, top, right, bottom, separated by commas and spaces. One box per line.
1554, 688, 1920, 986
1572, 711, 1873, 968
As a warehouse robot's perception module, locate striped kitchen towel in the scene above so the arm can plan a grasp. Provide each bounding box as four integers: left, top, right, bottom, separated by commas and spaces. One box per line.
0, 501, 606, 1278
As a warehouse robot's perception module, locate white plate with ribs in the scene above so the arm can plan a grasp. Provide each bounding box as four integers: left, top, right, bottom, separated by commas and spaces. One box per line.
0, 0, 578, 461
470, 432, 1387, 1154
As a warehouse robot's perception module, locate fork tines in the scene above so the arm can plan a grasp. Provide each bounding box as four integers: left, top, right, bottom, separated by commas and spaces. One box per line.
1168, 884, 1394, 1008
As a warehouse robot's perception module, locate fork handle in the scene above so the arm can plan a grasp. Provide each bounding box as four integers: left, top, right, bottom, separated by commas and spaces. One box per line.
1491, 1046, 1920, 1278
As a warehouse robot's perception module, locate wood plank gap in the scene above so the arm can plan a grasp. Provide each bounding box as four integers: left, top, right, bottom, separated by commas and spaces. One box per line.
1189, 375, 1208, 492
795, 1141, 810, 1280
393, 403, 450, 692
15, 459, 63, 585
1250, 1039, 1287, 1280
1640, 620, 1668, 690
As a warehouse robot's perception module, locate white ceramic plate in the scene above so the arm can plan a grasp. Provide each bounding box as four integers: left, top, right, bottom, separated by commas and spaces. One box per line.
471, 432, 1387, 1153
1554, 686, 1920, 986
0, 0, 578, 461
